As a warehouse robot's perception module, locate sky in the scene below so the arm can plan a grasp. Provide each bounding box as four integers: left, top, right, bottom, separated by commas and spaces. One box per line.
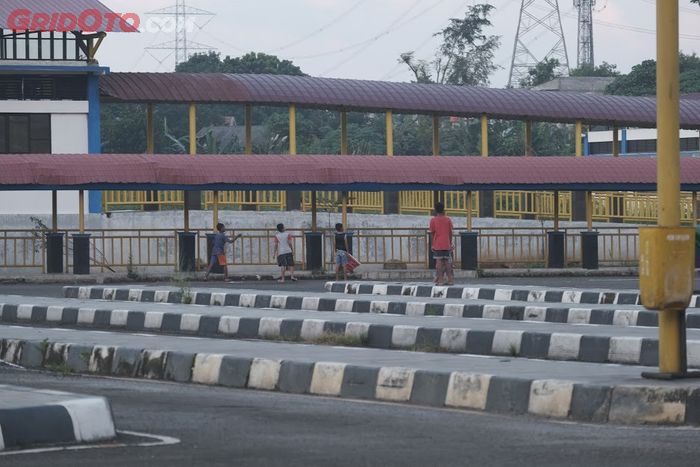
96, 0, 700, 88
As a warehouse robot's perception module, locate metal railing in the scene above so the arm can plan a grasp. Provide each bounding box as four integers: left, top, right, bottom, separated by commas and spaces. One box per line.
301, 192, 384, 214
399, 191, 480, 216
203, 191, 286, 211
494, 191, 572, 220
592, 192, 697, 224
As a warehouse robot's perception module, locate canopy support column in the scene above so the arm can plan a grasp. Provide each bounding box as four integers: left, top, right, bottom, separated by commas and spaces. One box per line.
386, 110, 394, 156
553, 191, 560, 232
480, 115, 488, 157
432, 114, 441, 206
213, 191, 219, 229
289, 104, 297, 155
575, 120, 583, 157
52, 191, 58, 232
184, 103, 197, 231
78, 190, 85, 233
586, 191, 593, 231
311, 192, 318, 232
467, 191, 473, 232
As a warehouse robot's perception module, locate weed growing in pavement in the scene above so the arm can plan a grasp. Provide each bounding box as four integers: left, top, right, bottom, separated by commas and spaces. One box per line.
172, 278, 193, 304
38, 338, 50, 354
310, 332, 368, 347
45, 361, 74, 375
126, 254, 139, 280
509, 343, 519, 357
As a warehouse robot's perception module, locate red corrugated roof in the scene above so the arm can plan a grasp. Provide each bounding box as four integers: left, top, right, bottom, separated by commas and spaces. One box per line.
1, 154, 699, 192
0, 0, 137, 32
100, 73, 700, 129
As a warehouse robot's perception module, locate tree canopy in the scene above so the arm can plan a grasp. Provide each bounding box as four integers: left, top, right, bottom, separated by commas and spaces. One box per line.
569, 62, 619, 77
518, 58, 561, 88
606, 53, 700, 95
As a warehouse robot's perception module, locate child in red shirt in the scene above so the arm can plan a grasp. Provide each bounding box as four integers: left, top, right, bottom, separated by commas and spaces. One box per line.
429, 202, 454, 286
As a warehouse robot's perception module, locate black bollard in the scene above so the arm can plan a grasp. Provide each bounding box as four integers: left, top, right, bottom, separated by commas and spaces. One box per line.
178, 232, 197, 272
460, 232, 479, 271
305, 232, 324, 271
547, 231, 566, 269
46, 232, 65, 274
580, 231, 599, 270
71, 234, 91, 275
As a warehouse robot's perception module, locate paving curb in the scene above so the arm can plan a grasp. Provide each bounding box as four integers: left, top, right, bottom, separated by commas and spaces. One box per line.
0, 384, 116, 451
4, 299, 696, 368
1, 337, 696, 427
324, 282, 700, 308
63, 286, 693, 330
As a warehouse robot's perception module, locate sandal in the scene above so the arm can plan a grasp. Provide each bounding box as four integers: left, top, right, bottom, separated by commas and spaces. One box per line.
290, 277, 298, 282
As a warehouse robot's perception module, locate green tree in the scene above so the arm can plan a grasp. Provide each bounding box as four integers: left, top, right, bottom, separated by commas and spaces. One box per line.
606, 53, 700, 95
569, 61, 619, 77
400, 4, 500, 86
519, 58, 561, 88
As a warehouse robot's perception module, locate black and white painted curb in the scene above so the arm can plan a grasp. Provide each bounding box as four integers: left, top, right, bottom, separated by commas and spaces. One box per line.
324, 282, 700, 308
4, 300, 700, 367
63, 286, 697, 330
0, 384, 116, 451
1, 337, 698, 427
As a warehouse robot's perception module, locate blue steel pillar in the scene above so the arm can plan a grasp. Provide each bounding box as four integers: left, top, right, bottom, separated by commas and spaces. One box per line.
87, 72, 102, 213
621, 129, 628, 155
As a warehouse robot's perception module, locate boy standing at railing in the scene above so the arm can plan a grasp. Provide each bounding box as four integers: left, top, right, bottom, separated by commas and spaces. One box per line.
205, 223, 241, 282
273, 223, 297, 283
429, 202, 454, 286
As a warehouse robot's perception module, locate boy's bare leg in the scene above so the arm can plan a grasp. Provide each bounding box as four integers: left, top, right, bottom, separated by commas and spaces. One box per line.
335, 264, 340, 281
435, 259, 444, 285
279, 266, 285, 282
222, 265, 228, 281
446, 259, 454, 285
289, 266, 296, 280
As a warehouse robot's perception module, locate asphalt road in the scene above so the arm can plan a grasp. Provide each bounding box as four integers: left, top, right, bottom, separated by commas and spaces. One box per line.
0, 276, 655, 299
1, 368, 699, 467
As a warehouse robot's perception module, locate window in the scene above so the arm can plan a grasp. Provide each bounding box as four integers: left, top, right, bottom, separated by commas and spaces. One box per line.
0, 114, 51, 154
681, 137, 700, 152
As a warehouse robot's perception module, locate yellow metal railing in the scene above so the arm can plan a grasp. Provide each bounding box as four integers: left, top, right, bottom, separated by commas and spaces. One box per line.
592, 192, 696, 223
399, 191, 480, 216
494, 191, 572, 220
203, 191, 286, 211
301, 191, 384, 214
103, 191, 184, 211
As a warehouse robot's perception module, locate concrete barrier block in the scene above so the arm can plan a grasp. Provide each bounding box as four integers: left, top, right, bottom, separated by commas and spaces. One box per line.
405, 302, 426, 317
340, 366, 379, 399
239, 294, 257, 308
445, 372, 491, 410
528, 380, 574, 418
154, 290, 170, 303
112, 347, 141, 377
46, 306, 64, 322
440, 328, 468, 353
301, 297, 320, 311
180, 314, 201, 333
372, 284, 388, 295
391, 325, 419, 348
483, 305, 504, 320
609, 386, 686, 424
192, 354, 224, 385
218, 316, 240, 336
89, 346, 114, 374
570, 384, 612, 423
562, 291, 582, 304
310, 362, 346, 396
164, 352, 195, 382
524, 306, 547, 322
218, 356, 252, 388
270, 295, 287, 309
370, 301, 389, 314
409, 371, 450, 407
77, 287, 90, 299
375, 367, 415, 402
612, 310, 639, 327
77, 308, 96, 325
442, 304, 463, 318
527, 290, 546, 302
494, 289, 512, 301
61, 396, 117, 442
608, 337, 643, 364
334, 299, 354, 312
258, 317, 283, 338
128, 289, 142, 302
300, 319, 326, 340
109, 310, 129, 328
44, 342, 69, 367
567, 308, 591, 324
16, 305, 33, 321
548, 333, 582, 361
345, 322, 370, 341
138, 350, 167, 379
65, 345, 92, 373
19, 341, 44, 368
210, 292, 226, 306
491, 330, 523, 356
278, 361, 314, 394
248, 358, 281, 390
143, 312, 164, 330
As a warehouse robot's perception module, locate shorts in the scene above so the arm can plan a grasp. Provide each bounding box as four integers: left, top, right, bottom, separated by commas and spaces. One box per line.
211, 254, 227, 266
277, 253, 294, 267
336, 250, 348, 266
433, 250, 451, 260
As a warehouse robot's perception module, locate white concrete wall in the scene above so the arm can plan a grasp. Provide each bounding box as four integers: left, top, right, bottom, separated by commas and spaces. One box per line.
0, 104, 89, 215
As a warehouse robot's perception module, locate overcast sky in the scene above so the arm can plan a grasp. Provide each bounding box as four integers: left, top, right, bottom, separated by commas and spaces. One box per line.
97, 0, 700, 87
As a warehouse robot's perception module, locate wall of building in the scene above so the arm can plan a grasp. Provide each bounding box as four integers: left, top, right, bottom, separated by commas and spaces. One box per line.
0, 101, 89, 215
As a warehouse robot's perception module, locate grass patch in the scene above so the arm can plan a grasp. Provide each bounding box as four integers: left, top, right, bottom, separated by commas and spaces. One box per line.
44, 362, 74, 375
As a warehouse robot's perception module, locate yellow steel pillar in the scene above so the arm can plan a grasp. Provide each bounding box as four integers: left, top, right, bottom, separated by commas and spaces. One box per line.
78, 190, 85, 233
213, 191, 219, 229
386, 110, 394, 156
147, 104, 155, 154
52, 191, 58, 232
184, 103, 197, 232
340, 111, 349, 155
480, 115, 488, 157
467, 191, 473, 232
575, 120, 583, 157
311, 191, 318, 232
653, 0, 684, 375
612, 125, 620, 157
553, 191, 560, 231
585, 191, 593, 231
289, 104, 297, 155
525, 120, 533, 156
244, 104, 253, 155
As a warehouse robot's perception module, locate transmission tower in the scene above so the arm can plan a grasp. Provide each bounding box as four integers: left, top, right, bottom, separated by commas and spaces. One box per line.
508, 0, 570, 87
146, 0, 216, 66
574, 0, 595, 68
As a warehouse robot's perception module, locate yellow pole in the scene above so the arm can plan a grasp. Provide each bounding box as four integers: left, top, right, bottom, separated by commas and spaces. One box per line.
311, 191, 318, 232
432, 114, 440, 156
655, 0, 683, 375
189, 103, 197, 156
78, 190, 85, 233
467, 190, 473, 232
612, 125, 619, 157
289, 104, 297, 155
575, 120, 583, 157
52, 191, 58, 232
525, 120, 533, 156
386, 110, 394, 156
693, 191, 698, 227
340, 111, 349, 155
244, 104, 253, 154
553, 191, 560, 231
481, 115, 488, 157
585, 191, 593, 231
147, 104, 154, 154
341, 192, 348, 229
213, 190, 219, 230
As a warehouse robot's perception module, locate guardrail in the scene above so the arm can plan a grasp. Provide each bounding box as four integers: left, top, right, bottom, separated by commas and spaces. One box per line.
0, 226, 642, 273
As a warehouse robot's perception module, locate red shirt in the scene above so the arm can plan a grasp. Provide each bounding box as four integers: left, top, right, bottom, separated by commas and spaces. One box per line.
429, 215, 453, 251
